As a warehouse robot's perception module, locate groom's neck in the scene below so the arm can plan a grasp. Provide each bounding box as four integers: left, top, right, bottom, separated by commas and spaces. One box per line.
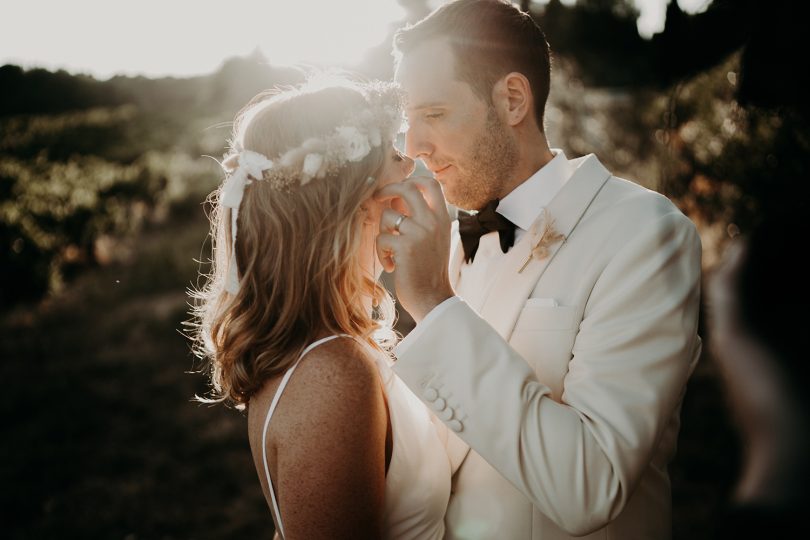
497, 131, 554, 200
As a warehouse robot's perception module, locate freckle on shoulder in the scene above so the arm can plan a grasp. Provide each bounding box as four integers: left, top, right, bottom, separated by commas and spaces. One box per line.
285, 336, 384, 401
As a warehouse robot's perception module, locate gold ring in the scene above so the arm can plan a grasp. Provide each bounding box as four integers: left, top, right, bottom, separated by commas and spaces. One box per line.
393, 213, 406, 233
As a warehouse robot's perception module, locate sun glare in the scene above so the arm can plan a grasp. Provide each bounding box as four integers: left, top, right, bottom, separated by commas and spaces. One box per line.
0, 0, 407, 79
257, 1, 406, 66
1, 1, 719, 78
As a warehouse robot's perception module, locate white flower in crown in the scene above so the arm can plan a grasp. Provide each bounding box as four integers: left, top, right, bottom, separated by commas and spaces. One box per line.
240, 149, 274, 180
359, 109, 382, 147
301, 153, 325, 184
279, 147, 303, 169
336, 126, 372, 162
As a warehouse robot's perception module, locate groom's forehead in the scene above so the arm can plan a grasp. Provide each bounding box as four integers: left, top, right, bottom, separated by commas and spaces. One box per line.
395, 39, 455, 85
395, 41, 463, 107
399, 80, 459, 110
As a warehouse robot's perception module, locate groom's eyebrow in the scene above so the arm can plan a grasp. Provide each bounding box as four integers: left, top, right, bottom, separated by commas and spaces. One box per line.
408, 101, 448, 111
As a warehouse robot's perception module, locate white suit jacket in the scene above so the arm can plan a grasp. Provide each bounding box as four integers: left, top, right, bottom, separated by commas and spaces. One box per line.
394, 154, 702, 539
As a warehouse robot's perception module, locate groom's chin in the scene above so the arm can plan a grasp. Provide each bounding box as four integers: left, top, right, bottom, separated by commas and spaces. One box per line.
441, 185, 465, 210
447, 193, 481, 213
440, 181, 479, 212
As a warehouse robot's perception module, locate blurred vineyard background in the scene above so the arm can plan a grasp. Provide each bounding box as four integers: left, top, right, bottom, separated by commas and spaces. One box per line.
2, 0, 808, 538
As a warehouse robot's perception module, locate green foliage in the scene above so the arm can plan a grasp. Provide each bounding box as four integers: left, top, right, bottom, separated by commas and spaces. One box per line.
1, 149, 160, 303
0, 64, 129, 116
0, 104, 222, 306
0, 54, 304, 308
544, 47, 808, 268
641, 53, 810, 253
0, 105, 139, 161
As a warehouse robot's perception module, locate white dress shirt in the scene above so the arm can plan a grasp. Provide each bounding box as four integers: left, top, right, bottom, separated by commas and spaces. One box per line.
457, 149, 573, 311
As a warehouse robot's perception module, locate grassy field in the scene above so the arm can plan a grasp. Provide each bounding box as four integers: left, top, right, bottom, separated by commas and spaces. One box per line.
1, 205, 271, 539
1, 204, 739, 539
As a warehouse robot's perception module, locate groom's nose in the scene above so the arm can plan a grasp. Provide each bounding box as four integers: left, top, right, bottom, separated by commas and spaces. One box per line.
405, 122, 432, 161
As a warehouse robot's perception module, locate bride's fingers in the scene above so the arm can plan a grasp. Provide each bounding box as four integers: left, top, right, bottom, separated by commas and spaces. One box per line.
375, 232, 401, 273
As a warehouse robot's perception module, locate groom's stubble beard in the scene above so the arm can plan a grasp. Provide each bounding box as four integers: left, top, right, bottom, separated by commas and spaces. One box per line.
448, 106, 519, 212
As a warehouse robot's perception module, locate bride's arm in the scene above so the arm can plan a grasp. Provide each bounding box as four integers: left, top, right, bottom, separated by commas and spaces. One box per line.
271, 339, 388, 539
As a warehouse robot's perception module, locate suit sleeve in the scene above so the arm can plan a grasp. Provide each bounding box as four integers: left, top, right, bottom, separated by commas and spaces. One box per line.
393, 210, 702, 536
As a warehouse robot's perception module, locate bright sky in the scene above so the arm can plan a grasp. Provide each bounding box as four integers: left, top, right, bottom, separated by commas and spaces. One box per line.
0, 0, 712, 79
632, 0, 711, 37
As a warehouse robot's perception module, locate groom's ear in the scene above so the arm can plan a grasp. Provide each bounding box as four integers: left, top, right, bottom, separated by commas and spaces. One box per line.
492, 72, 533, 128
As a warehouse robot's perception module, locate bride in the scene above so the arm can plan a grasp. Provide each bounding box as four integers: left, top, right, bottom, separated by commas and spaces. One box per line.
191, 79, 452, 539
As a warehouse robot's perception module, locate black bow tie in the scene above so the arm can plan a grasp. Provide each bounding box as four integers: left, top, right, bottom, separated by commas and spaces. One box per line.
458, 199, 516, 263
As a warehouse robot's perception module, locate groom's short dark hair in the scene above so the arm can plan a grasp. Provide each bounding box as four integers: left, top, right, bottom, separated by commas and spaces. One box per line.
393, 0, 551, 130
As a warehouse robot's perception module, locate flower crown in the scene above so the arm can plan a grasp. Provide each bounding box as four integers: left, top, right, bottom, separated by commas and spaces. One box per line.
219, 83, 403, 294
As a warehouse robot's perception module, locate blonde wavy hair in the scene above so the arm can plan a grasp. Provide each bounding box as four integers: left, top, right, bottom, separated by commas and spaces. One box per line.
190, 80, 398, 408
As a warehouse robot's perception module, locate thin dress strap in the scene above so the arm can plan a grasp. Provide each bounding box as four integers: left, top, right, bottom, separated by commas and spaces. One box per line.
261, 334, 351, 539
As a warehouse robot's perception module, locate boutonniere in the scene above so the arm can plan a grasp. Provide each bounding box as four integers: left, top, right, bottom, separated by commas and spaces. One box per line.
518, 214, 565, 273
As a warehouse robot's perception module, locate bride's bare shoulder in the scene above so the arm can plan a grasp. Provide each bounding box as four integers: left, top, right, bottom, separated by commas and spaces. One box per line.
297, 336, 380, 382
270, 337, 386, 433
252, 337, 389, 536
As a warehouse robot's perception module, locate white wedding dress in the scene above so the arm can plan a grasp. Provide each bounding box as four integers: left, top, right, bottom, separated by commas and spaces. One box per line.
260, 334, 451, 539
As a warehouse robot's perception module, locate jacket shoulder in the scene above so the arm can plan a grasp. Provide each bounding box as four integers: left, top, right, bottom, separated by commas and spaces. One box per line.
591, 175, 695, 230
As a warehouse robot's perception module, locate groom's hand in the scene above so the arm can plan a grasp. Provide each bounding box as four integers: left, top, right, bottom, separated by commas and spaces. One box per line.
374, 176, 455, 322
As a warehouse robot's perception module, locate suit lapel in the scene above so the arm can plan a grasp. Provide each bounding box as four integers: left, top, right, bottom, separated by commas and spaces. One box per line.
478, 154, 612, 340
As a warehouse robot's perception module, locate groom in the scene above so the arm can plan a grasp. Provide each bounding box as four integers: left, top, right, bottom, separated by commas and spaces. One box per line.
375, 1, 702, 539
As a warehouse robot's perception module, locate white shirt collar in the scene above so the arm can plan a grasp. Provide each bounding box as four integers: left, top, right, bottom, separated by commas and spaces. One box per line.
497, 149, 573, 232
